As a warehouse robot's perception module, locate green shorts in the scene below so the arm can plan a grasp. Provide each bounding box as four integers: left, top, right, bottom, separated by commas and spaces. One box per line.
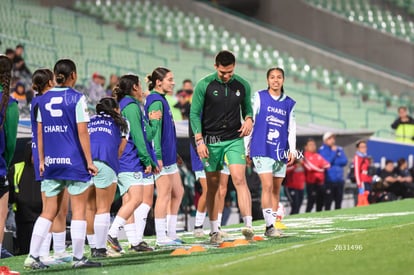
252, 156, 286, 178
92, 161, 117, 189
203, 138, 245, 172
195, 170, 206, 180
118, 171, 154, 196
154, 163, 179, 181
41, 179, 92, 197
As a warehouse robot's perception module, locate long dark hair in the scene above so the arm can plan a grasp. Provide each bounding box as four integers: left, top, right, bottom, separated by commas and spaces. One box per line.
145, 67, 170, 91
32, 68, 54, 95
266, 67, 285, 93
113, 74, 139, 102
53, 59, 76, 85
96, 97, 128, 133
0, 55, 13, 129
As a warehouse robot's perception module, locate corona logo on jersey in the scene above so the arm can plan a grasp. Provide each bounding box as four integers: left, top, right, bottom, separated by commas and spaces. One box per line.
44, 156, 72, 167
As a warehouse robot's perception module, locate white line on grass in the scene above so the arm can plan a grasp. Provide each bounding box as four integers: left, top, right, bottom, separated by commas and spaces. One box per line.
391, 221, 414, 229
218, 234, 346, 268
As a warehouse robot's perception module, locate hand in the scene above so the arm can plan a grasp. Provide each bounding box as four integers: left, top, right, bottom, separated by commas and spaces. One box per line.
246, 155, 252, 166
88, 163, 98, 176
157, 160, 163, 171
176, 154, 184, 166
238, 118, 253, 137
152, 165, 160, 175
144, 165, 152, 174
287, 151, 296, 166
149, 110, 162, 120
197, 143, 209, 159
331, 145, 337, 151
39, 161, 45, 177
358, 186, 365, 195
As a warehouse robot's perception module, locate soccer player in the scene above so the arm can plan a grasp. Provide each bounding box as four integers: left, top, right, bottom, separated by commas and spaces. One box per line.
0, 55, 18, 259
190, 145, 207, 237
107, 74, 159, 253
249, 67, 296, 237
145, 67, 184, 245
31, 69, 71, 264
24, 59, 101, 269
190, 50, 254, 244
86, 97, 128, 257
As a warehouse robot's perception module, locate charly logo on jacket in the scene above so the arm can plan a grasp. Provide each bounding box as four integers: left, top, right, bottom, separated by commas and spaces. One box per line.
236, 90, 240, 96
213, 90, 218, 96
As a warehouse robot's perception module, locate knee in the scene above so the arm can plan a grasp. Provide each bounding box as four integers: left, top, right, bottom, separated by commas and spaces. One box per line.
231, 175, 246, 187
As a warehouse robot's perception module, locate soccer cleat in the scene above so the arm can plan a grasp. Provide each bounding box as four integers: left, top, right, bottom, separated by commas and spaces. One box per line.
24, 255, 49, 270
54, 251, 73, 262
219, 227, 229, 238
264, 225, 282, 238
129, 241, 154, 252
193, 227, 205, 238
209, 232, 223, 245
156, 238, 182, 246
72, 256, 102, 268
241, 227, 254, 241
107, 235, 124, 253
40, 255, 64, 265
106, 246, 123, 257
275, 220, 287, 230
91, 248, 108, 258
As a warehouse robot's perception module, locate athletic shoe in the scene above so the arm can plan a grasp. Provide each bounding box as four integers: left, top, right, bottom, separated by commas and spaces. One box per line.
106, 246, 123, 257
0, 247, 13, 258
129, 241, 154, 252
264, 225, 282, 237
209, 232, 223, 245
241, 227, 254, 241
54, 251, 73, 262
24, 255, 49, 270
107, 235, 124, 253
173, 238, 185, 244
156, 238, 182, 246
72, 256, 102, 268
92, 248, 108, 258
275, 220, 287, 230
40, 255, 63, 265
193, 227, 205, 238
218, 227, 229, 238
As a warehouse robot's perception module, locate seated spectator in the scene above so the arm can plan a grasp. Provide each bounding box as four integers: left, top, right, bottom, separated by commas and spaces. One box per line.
182, 79, 193, 91
106, 74, 118, 96
87, 72, 106, 105
394, 158, 414, 196
174, 89, 192, 120
13, 44, 31, 77
284, 159, 305, 215
5, 48, 15, 60
379, 160, 414, 198
11, 82, 30, 115
391, 106, 414, 144
12, 56, 31, 82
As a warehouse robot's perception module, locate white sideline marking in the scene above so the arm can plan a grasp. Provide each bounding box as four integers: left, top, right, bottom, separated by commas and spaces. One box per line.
218, 234, 345, 268
392, 222, 414, 229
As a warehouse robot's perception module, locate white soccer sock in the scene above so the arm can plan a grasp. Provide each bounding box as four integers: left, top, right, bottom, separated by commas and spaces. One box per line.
242, 216, 253, 228
134, 203, 151, 243
71, 220, 86, 260
167, 214, 178, 239
87, 234, 96, 249
124, 223, 138, 246
218, 213, 223, 227
52, 231, 66, 254
94, 213, 110, 249
195, 211, 206, 227
210, 220, 219, 234
155, 218, 167, 241
262, 208, 274, 227
29, 217, 52, 258
108, 216, 126, 238
39, 232, 52, 257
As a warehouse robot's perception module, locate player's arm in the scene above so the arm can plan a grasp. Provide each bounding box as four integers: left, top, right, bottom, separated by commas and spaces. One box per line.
189, 80, 206, 141
246, 92, 260, 157
76, 96, 97, 176
239, 80, 253, 137
147, 101, 163, 164
124, 104, 157, 168
118, 120, 129, 158
4, 101, 19, 167
287, 105, 297, 165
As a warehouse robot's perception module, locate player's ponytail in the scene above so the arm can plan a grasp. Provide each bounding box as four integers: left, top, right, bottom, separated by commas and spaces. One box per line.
0, 55, 13, 129
96, 97, 128, 133
114, 74, 139, 102
32, 68, 54, 95
54, 59, 76, 86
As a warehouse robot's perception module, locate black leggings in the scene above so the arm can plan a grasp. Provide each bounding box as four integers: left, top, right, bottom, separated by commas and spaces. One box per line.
306, 184, 324, 212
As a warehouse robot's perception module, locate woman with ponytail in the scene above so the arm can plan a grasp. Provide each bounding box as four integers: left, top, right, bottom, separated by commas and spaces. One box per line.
0, 55, 19, 259
107, 74, 160, 253
85, 97, 128, 257
30, 69, 72, 265
25, 59, 101, 269
144, 67, 184, 245
248, 67, 297, 238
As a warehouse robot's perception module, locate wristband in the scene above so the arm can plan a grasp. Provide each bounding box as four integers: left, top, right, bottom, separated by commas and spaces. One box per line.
196, 139, 205, 147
